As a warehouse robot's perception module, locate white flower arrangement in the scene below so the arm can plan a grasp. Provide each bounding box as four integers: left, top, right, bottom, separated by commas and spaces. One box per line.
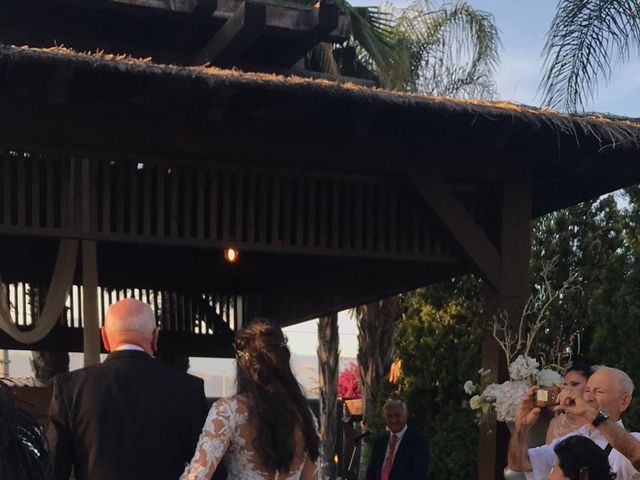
465, 355, 563, 423
463, 380, 476, 395
508, 355, 539, 381
464, 259, 578, 426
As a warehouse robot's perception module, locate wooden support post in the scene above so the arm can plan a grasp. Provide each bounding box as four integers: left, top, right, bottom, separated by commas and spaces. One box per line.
478, 166, 532, 480
82, 240, 100, 367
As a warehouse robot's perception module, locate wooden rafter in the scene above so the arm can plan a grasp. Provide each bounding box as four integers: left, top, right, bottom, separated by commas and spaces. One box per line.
276, 0, 340, 67
411, 175, 501, 290
193, 0, 266, 66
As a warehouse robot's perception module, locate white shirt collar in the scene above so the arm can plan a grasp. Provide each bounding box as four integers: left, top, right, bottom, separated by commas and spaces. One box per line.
389, 424, 408, 439
115, 344, 145, 352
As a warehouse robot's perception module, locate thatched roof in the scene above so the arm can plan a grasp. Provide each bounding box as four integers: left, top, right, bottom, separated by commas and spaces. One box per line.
1, 44, 640, 215
4, 44, 640, 144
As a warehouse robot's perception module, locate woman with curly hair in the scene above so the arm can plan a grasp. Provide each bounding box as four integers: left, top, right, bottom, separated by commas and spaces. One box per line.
181, 319, 319, 480
549, 435, 616, 480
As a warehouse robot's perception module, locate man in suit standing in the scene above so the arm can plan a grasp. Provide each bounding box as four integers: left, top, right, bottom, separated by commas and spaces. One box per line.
366, 398, 429, 480
47, 298, 209, 480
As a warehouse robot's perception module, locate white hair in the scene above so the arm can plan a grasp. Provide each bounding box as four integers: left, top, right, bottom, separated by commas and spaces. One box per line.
383, 398, 408, 415
105, 299, 156, 333
592, 365, 634, 395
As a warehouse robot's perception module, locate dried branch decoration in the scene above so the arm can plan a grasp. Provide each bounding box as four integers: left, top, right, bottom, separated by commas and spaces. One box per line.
492, 257, 580, 364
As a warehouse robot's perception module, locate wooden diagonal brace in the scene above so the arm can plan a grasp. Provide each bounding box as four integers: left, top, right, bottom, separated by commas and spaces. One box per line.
411, 175, 501, 290
193, 0, 266, 66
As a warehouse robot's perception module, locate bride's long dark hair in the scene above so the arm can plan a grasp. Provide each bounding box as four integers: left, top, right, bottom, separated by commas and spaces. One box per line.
234, 318, 319, 473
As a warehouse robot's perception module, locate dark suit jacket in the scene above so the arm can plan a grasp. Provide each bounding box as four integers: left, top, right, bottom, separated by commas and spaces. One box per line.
47, 350, 209, 480
365, 428, 429, 480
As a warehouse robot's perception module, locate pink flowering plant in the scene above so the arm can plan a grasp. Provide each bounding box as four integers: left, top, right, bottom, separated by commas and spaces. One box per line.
338, 362, 362, 399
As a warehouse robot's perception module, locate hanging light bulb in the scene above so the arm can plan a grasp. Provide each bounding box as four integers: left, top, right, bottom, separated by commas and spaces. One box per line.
224, 247, 239, 263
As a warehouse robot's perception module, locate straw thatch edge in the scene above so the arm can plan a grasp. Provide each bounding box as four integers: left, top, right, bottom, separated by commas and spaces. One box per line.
2, 44, 640, 148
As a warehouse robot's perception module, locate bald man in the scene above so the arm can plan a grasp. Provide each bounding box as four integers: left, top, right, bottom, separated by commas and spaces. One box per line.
47, 299, 209, 480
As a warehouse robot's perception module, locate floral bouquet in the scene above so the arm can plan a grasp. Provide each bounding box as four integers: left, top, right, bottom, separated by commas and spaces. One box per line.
464, 355, 562, 424
463, 259, 579, 425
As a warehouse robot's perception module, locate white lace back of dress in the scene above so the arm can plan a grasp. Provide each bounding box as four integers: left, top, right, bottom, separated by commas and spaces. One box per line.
181, 396, 312, 480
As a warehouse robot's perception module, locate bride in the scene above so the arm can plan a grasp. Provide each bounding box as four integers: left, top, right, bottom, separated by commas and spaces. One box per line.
181, 319, 319, 480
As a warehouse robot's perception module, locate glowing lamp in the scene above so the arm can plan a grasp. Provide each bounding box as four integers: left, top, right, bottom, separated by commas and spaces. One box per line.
224, 247, 239, 263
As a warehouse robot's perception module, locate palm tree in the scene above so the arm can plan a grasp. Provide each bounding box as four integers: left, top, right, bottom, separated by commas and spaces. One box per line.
353, 297, 402, 431
310, 2, 407, 86
315, 0, 500, 95
317, 314, 339, 479
387, 1, 500, 96
540, 0, 640, 111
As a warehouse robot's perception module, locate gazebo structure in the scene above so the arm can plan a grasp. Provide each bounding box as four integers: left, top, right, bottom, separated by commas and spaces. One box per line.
2, 2, 640, 479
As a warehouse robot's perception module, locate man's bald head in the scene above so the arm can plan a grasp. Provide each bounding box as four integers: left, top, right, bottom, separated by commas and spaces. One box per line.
102, 299, 158, 355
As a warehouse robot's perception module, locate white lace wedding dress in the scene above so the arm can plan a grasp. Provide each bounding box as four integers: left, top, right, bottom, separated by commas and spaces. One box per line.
181, 396, 318, 480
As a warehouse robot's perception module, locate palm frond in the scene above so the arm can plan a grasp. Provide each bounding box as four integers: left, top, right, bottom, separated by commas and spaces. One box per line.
396, 1, 500, 98
540, 0, 640, 112
309, 43, 341, 76
333, 1, 414, 88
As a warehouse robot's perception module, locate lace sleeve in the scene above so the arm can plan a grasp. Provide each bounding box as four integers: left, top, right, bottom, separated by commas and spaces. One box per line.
300, 456, 319, 480
180, 398, 234, 480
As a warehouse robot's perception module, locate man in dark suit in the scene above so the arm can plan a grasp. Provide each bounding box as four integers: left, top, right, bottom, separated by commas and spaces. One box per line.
366, 398, 429, 480
47, 298, 209, 480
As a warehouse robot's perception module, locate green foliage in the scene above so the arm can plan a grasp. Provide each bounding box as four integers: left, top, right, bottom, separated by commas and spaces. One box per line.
585, 189, 640, 429
529, 194, 627, 363
525, 190, 640, 430
394, 276, 484, 479
392, 188, 640, 478
529, 191, 640, 428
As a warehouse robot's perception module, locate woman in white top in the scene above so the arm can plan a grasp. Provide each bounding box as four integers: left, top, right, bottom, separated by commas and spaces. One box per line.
545, 361, 593, 444
181, 319, 319, 480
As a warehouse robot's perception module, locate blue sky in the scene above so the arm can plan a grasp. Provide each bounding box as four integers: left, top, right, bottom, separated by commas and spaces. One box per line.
351, 0, 640, 116
465, 0, 640, 115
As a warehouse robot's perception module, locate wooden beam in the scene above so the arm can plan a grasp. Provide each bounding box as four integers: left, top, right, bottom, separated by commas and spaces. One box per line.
499, 167, 533, 296
193, 0, 266, 66
110, 0, 192, 11
0, 327, 235, 358
249, 259, 467, 326
192, 0, 218, 15
82, 240, 101, 366
169, 0, 219, 47
275, 0, 340, 67
410, 175, 501, 290
478, 164, 532, 480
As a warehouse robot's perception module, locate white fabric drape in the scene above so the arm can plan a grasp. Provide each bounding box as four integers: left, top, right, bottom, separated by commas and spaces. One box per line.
0, 239, 78, 343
